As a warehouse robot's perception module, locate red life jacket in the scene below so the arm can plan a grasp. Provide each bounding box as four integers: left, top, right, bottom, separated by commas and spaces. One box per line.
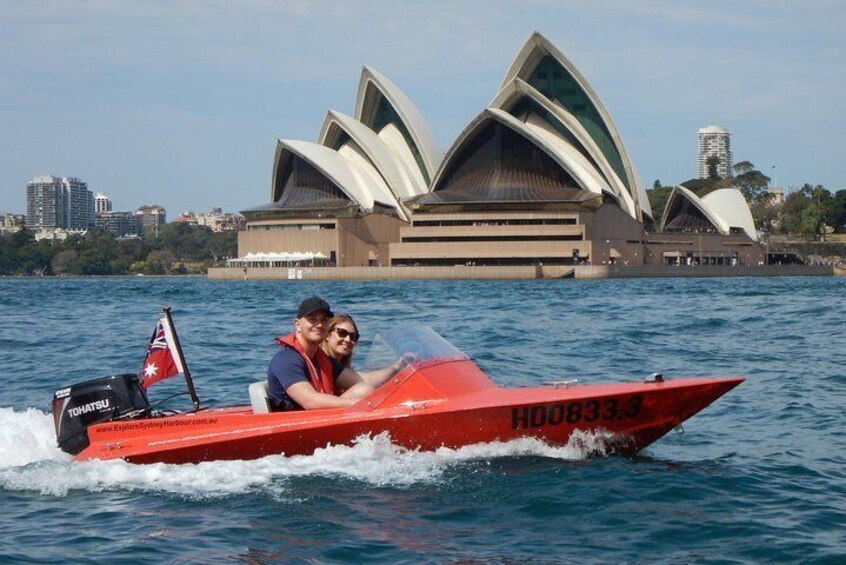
274, 333, 335, 395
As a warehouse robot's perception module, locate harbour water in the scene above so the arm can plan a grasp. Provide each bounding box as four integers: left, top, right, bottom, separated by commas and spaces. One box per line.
1, 276, 844, 563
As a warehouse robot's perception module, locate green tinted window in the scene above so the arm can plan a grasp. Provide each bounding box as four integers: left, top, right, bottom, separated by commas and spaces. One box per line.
333, 132, 351, 151
508, 98, 603, 177
372, 95, 430, 185
527, 55, 629, 190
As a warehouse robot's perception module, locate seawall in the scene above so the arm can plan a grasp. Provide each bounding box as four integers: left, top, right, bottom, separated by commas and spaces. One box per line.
208, 264, 834, 281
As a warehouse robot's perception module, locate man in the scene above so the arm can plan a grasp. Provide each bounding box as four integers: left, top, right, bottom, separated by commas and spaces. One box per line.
267, 296, 375, 410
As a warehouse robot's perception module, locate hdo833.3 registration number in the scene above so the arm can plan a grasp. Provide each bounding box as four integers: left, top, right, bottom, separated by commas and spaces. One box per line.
512, 395, 644, 429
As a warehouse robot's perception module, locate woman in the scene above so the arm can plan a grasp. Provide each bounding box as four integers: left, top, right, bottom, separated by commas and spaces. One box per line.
321, 314, 360, 369
321, 314, 408, 387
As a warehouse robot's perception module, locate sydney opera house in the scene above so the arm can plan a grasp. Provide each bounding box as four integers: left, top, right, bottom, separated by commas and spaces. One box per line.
233, 32, 765, 273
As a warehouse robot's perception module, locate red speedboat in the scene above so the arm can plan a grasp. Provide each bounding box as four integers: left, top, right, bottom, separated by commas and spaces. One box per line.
53, 325, 743, 464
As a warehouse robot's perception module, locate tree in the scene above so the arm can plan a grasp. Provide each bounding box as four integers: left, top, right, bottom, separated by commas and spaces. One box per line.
51, 249, 78, 274
733, 161, 754, 176
17, 239, 54, 275
11, 227, 35, 250
0, 234, 14, 274
680, 177, 731, 196
117, 238, 151, 265
159, 223, 215, 261
706, 155, 721, 179
735, 170, 771, 202
800, 206, 822, 239
750, 197, 779, 237
781, 186, 813, 237
0, 221, 239, 276
831, 190, 846, 233
207, 232, 237, 263
73, 249, 113, 275
645, 185, 673, 224
810, 184, 833, 240
653, 179, 662, 190
145, 249, 176, 274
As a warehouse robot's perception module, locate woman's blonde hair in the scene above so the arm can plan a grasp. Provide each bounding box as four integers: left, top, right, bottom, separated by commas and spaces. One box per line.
321, 314, 359, 368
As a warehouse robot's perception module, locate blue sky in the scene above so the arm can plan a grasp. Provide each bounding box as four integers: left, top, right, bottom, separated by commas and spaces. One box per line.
2, 1, 844, 216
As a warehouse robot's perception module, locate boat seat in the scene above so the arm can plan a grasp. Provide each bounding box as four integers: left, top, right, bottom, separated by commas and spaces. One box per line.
249, 380, 270, 414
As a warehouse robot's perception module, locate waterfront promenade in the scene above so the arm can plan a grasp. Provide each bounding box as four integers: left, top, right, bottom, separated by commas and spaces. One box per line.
208, 263, 833, 281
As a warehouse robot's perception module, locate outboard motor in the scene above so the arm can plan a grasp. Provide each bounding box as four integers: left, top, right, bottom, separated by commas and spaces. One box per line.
52, 373, 150, 455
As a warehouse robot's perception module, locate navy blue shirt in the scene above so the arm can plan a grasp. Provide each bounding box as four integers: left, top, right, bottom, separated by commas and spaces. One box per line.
267, 347, 344, 410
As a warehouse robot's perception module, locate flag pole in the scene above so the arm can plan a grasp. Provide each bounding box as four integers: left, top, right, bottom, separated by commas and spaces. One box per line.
163, 306, 201, 411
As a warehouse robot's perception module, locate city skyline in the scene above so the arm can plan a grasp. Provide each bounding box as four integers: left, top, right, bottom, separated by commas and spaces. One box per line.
2, 1, 844, 215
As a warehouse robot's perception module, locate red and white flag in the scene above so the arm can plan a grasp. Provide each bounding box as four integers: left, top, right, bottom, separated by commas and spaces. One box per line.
141, 315, 186, 389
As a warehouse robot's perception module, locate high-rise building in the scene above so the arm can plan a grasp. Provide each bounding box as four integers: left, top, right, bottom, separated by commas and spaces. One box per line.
136, 204, 167, 236
65, 177, 94, 230
25, 175, 94, 230
698, 126, 732, 179
26, 175, 67, 229
95, 210, 143, 237
95, 192, 112, 213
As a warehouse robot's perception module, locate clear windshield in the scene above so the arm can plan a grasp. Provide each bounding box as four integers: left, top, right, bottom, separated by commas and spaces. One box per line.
360, 324, 467, 371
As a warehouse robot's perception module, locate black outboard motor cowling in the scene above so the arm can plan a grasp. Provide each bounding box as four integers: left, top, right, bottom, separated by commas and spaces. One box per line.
53, 373, 150, 455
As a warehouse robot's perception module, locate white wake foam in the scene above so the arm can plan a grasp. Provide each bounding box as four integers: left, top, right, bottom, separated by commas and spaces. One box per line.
0, 406, 613, 498
0, 407, 70, 467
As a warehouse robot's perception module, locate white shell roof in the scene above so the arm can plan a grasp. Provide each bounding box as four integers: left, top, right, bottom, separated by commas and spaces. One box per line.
375, 123, 429, 196
318, 109, 427, 201
262, 33, 682, 228
431, 107, 609, 197
354, 66, 442, 181
633, 165, 653, 220
523, 119, 610, 196
702, 187, 757, 240
491, 78, 637, 219
499, 31, 643, 220
660, 185, 725, 233
661, 185, 756, 240
275, 139, 399, 211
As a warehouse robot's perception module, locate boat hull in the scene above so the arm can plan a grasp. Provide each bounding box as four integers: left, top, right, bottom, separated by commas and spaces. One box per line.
75, 359, 743, 464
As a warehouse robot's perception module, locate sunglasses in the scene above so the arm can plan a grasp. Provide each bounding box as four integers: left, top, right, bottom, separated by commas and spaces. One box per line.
333, 327, 359, 343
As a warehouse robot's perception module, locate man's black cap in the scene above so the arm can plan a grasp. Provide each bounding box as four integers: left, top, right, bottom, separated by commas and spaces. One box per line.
296, 296, 333, 318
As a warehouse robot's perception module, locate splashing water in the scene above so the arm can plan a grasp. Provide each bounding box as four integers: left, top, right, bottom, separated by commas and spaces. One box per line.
0, 407, 69, 467
0, 406, 611, 498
